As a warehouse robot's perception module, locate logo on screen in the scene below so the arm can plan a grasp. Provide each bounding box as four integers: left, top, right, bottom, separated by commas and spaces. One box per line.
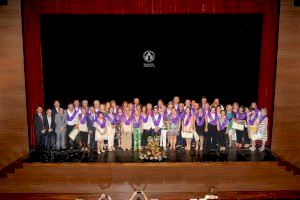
143, 50, 155, 63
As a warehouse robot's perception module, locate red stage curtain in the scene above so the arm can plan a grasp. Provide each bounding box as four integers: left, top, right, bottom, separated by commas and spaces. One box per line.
22, 0, 278, 148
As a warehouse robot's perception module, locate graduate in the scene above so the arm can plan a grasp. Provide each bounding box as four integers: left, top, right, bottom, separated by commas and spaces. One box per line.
105, 107, 116, 151
66, 103, 78, 149
205, 106, 218, 149
159, 104, 168, 149
77, 108, 89, 151
248, 108, 260, 151
167, 108, 180, 150
132, 110, 143, 150
94, 112, 107, 154
181, 107, 198, 151
150, 106, 163, 139
255, 108, 268, 152
225, 104, 235, 148
141, 106, 151, 148
121, 108, 133, 151
217, 110, 229, 150
115, 107, 124, 149
234, 106, 250, 149
194, 107, 205, 151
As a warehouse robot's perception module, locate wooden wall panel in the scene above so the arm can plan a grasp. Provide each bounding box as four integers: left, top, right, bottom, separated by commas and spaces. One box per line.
272, 0, 300, 168
0, 0, 29, 169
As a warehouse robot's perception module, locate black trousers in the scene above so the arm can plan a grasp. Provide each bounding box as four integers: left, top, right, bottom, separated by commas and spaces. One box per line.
35, 131, 45, 149
218, 128, 227, 147
207, 124, 218, 149
236, 129, 250, 144
80, 131, 88, 145
142, 129, 151, 146
66, 124, 76, 148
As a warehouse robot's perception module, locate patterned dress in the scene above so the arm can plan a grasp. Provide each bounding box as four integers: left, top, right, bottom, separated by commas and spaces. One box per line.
257, 116, 268, 141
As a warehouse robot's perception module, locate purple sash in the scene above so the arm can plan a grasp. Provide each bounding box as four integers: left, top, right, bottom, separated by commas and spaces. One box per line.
183, 114, 192, 126
105, 114, 116, 125
177, 110, 185, 119
123, 115, 132, 125
151, 113, 162, 127
95, 118, 106, 128
66, 110, 78, 121
207, 112, 218, 125
79, 114, 87, 124
259, 115, 267, 123
219, 117, 229, 131
142, 114, 149, 123
116, 114, 124, 124
248, 113, 259, 125
132, 116, 143, 128
170, 114, 180, 124
196, 114, 205, 126
235, 112, 246, 120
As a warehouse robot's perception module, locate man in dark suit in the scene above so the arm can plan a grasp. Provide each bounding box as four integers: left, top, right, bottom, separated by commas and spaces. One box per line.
51, 100, 60, 119
33, 106, 46, 149
87, 106, 97, 150
44, 109, 56, 150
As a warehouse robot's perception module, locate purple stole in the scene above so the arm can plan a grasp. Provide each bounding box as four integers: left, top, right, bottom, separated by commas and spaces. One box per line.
196, 114, 205, 127
183, 114, 192, 126
105, 114, 116, 125
170, 114, 180, 124
207, 112, 218, 126
78, 114, 87, 124
177, 110, 185, 119
132, 116, 143, 128
88, 112, 97, 122
151, 113, 162, 127
66, 110, 78, 122
219, 117, 229, 131
123, 115, 132, 125
235, 112, 246, 120
116, 114, 124, 124
248, 113, 259, 125
259, 115, 267, 123
142, 114, 149, 123
95, 118, 106, 128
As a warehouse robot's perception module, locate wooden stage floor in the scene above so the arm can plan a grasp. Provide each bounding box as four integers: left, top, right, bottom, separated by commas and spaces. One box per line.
1, 160, 300, 199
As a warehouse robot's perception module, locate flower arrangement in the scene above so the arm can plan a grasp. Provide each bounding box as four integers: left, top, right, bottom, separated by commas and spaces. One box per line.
139, 136, 167, 162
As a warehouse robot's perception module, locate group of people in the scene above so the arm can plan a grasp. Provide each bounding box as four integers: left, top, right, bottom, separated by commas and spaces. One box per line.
33, 96, 268, 154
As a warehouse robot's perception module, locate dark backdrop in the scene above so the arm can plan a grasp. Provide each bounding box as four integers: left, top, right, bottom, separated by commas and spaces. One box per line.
40, 14, 262, 108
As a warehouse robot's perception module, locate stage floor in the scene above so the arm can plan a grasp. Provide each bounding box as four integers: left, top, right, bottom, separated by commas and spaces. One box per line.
27, 148, 277, 163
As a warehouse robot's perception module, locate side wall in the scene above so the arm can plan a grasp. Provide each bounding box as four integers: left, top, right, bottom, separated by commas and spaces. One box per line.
272, 0, 300, 167
0, 0, 28, 169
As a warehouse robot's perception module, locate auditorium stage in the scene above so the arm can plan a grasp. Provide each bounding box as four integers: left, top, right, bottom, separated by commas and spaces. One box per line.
27, 149, 277, 163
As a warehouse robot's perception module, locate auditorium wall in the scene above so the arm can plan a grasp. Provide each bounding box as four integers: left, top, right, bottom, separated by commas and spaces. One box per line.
0, 0, 28, 169
272, 0, 300, 168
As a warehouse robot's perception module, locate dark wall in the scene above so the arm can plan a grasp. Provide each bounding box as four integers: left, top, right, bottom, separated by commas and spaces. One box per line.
40, 14, 262, 108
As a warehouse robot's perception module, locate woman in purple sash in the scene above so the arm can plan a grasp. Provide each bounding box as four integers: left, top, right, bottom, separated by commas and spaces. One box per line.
105, 107, 116, 151
167, 108, 180, 150
121, 108, 133, 151
248, 108, 260, 151
205, 106, 218, 149
181, 107, 197, 151
256, 108, 268, 151
77, 108, 89, 151
115, 107, 124, 149
194, 107, 205, 151
233, 106, 250, 149
141, 106, 151, 148
217, 110, 229, 151
146, 103, 153, 116
93, 112, 107, 154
